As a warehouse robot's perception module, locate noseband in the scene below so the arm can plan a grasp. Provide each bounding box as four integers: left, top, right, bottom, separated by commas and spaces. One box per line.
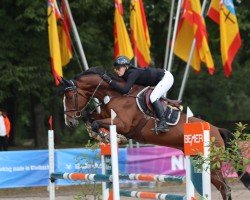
64, 79, 104, 119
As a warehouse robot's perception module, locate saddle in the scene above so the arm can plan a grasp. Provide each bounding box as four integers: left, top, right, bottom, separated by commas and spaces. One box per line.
136, 87, 183, 126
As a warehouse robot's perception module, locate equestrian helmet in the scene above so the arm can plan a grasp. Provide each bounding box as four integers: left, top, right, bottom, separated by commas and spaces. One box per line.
113, 56, 131, 68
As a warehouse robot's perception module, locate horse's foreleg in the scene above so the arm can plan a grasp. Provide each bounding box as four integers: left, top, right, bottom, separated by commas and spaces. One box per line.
81, 111, 103, 124
89, 118, 129, 144
211, 170, 232, 200
92, 117, 129, 134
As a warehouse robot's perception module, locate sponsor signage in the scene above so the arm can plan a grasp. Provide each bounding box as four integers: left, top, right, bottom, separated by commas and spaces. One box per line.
183, 122, 207, 156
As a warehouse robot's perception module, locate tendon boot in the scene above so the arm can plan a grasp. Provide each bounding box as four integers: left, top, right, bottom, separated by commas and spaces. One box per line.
152, 100, 169, 133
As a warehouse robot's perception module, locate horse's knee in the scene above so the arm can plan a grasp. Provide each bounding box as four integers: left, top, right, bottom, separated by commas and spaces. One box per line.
82, 111, 90, 123
91, 121, 101, 132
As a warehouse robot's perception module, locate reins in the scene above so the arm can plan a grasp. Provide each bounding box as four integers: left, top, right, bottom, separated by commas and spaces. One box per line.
64, 74, 140, 120
64, 79, 104, 118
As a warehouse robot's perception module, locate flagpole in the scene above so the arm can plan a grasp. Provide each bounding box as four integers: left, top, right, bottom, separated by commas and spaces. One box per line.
166, 0, 182, 72
163, 0, 176, 70
64, 0, 89, 70
177, 0, 207, 101
177, 36, 196, 101
134, 56, 138, 68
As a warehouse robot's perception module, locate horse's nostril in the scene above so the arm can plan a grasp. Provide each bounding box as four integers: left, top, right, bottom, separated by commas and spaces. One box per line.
69, 121, 74, 127
68, 120, 79, 128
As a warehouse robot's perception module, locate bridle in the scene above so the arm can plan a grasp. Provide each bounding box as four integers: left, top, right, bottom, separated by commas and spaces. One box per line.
64, 79, 104, 119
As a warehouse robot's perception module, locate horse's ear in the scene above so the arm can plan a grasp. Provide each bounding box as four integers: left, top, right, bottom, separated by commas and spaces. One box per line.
57, 77, 63, 85
56, 77, 74, 96
61, 77, 72, 87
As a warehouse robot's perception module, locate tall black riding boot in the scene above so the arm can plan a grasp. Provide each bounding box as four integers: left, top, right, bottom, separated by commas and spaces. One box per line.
152, 100, 169, 132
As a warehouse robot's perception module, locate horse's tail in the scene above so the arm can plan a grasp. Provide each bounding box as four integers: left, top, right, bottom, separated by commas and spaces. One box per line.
219, 128, 250, 190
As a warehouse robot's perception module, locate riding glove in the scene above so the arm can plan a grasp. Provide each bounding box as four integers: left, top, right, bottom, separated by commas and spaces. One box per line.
102, 74, 112, 84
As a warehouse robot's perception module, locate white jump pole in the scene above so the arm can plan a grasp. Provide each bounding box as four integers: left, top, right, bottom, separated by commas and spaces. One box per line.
185, 107, 195, 199
110, 109, 120, 200
48, 129, 55, 200
110, 125, 120, 200
202, 128, 211, 199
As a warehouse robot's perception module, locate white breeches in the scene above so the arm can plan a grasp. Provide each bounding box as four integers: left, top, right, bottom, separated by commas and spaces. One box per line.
150, 71, 174, 103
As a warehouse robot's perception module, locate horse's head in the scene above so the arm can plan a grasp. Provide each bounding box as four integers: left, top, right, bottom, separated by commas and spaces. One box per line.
59, 67, 123, 128
60, 78, 88, 128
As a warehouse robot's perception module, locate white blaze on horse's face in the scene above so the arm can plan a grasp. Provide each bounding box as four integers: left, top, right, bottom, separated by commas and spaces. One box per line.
63, 95, 68, 126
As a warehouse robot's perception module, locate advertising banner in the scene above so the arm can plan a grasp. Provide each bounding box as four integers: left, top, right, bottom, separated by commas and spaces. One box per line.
54, 148, 127, 185
0, 148, 127, 188
127, 146, 185, 176
1, 146, 247, 188
0, 150, 48, 188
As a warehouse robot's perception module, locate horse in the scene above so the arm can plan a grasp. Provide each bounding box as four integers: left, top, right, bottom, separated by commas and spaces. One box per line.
60, 67, 249, 200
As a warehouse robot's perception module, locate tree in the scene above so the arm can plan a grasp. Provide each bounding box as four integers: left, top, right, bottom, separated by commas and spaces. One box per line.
0, 0, 249, 148
0, 0, 53, 147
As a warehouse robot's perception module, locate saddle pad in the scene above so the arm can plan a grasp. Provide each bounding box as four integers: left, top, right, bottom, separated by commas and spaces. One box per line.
136, 87, 181, 126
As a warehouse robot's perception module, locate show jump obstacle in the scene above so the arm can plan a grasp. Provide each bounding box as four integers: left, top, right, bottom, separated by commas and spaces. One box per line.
49, 122, 211, 200
184, 122, 211, 200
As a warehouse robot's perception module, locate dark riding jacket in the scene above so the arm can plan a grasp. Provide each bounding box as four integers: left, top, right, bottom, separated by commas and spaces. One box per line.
110, 67, 165, 94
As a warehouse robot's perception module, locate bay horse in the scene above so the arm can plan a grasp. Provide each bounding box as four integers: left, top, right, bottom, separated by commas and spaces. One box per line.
60, 67, 249, 200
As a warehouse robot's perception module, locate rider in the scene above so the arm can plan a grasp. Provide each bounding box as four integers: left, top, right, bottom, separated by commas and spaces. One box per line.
102, 56, 174, 133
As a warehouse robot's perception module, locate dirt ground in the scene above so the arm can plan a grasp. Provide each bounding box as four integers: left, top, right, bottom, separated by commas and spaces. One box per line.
0, 181, 249, 200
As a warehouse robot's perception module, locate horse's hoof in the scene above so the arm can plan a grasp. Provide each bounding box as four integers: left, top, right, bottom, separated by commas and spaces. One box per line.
117, 134, 128, 144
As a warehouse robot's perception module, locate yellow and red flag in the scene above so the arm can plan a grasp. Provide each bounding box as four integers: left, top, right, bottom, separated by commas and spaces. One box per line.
174, 0, 214, 75
48, 0, 62, 85
130, 0, 151, 68
208, 0, 241, 77
58, 0, 73, 66
114, 0, 133, 60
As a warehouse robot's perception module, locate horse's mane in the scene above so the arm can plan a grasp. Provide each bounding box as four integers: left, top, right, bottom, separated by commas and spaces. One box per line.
74, 66, 122, 81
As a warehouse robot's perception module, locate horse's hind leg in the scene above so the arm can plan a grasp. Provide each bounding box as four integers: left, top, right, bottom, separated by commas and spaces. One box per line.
211, 170, 232, 200
237, 171, 250, 190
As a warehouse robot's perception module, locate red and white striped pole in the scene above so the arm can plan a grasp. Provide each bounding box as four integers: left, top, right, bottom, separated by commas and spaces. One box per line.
48, 116, 55, 200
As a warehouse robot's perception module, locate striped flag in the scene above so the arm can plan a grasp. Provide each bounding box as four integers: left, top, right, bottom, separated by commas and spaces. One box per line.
114, 0, 133, 60
48, 0, 62, 85
208, 0, 242, 77
130, 0, 151, 68
174, 0, 214, 75
58, 0, 72, 66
